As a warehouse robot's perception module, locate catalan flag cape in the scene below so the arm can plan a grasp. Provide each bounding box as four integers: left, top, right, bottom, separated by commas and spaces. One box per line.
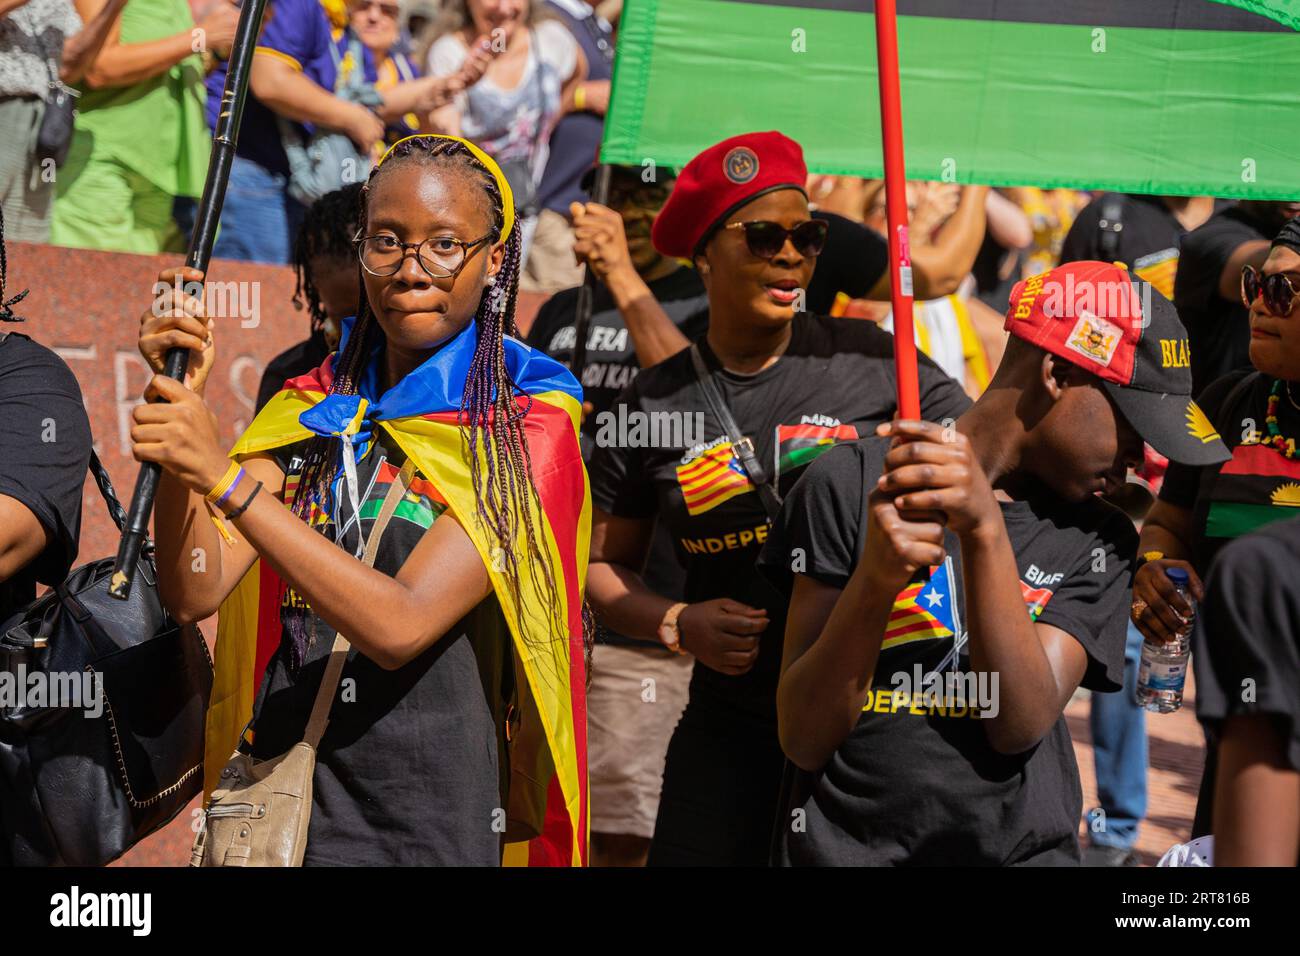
203, 316, 591, 866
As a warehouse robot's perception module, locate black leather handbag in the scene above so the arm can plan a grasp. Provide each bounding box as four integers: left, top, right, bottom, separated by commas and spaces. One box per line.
35, 59, 78, 168
0, 452, 213, 866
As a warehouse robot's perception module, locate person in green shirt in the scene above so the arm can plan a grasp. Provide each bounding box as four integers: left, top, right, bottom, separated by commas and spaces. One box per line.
50, 0, 236, 253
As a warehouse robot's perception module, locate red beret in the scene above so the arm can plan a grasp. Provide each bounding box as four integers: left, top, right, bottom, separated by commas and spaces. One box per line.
651, 131, 808, 259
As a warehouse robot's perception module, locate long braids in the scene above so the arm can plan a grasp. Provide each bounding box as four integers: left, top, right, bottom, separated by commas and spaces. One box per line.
284, 137, 579, 671
0, 207, 29, 324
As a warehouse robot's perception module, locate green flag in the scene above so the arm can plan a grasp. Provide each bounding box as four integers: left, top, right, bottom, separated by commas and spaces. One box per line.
603, 0, 1300, 198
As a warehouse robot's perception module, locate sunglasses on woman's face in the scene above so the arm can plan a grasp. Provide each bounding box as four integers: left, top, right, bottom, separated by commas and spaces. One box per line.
1241, 263, 1300, 317
724, 219, 829, 260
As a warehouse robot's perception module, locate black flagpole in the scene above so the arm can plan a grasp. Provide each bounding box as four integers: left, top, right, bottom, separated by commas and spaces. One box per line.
569, 163, 613, 380
108, 0, 270, 600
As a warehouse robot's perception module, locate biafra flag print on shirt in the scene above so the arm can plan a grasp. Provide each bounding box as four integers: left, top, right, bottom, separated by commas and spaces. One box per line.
676, 439, 752, 516
1206, 441, 1300, 538
774, 422, 859, 478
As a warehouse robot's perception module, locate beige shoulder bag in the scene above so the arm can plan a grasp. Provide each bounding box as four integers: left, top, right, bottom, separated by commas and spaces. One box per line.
191, 460, 415, 867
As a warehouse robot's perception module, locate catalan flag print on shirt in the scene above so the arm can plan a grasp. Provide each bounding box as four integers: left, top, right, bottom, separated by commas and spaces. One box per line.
883, 560, 958, 651
676, 441, 752, 515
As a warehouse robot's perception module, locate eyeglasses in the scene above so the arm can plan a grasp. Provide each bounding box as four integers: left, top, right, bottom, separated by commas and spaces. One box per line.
355, 233, 494, 279
724, 219, 829, 260
1241, 264, 1300, 317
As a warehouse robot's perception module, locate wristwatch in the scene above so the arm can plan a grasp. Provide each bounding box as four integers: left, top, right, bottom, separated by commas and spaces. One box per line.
657, 602, 689, 654
1135, 550, 1165, 570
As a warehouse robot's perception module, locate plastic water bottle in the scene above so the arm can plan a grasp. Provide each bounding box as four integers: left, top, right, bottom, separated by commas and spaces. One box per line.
1136, 567, 1194, 713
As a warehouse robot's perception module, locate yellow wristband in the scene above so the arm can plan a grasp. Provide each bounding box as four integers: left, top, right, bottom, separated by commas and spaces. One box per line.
1136, 550, 1165, 571
574, 84, 586, 111
205, 462, 243, 504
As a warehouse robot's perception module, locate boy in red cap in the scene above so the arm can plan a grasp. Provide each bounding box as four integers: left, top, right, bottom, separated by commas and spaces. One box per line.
757, 261, 1229, 865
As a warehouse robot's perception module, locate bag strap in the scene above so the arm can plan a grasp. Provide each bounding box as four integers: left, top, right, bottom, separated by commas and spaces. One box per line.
689, 343, 783, 522
302, 458, 415, 748
89, 450, 128, 533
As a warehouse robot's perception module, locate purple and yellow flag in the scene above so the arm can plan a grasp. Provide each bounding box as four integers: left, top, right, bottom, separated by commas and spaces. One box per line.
204, 317, 591, 866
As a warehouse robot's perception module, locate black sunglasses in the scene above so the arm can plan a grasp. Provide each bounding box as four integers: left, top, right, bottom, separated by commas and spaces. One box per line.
724, 219, 828, 260
1241, 264, 1300, 317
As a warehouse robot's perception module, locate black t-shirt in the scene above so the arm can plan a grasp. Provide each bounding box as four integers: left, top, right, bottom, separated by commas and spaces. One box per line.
1196, 517, 1300, 796
587, 313, 971, 721
249, 432, 507, 865
1059, 193, 1188, 299
524, 265, 709, 447
1158, 369, 1300, 578
1173, 205, 1270, 398
806, 210, 890, 313
756, 437, 1135, 866
0, 332, 91, 626
526, 265, 709, 649
1158, 370, 1300, 837
256, 328, 331, 412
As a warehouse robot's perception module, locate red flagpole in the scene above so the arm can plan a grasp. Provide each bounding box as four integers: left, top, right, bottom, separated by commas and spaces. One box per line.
874, 0, 920, 419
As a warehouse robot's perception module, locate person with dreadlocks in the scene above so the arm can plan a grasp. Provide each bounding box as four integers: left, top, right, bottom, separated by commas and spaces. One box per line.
255, 183, 365, 412
133, 134, 591, 866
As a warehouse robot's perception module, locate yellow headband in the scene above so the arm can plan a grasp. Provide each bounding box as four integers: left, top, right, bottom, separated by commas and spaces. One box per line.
376, 134, 515, 244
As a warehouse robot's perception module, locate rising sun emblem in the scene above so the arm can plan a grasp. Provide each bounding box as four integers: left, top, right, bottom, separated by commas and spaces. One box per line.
1271, 482, 1300, 507
1185, 401, 1220, 445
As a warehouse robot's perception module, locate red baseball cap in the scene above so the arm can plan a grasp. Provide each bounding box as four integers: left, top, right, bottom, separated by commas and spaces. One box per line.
1005, 260, 1230, 467
652, 131, 807, 259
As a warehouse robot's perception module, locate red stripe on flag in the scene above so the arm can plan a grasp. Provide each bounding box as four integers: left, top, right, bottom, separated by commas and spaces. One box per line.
680, 464, 740, 495
254, 561, 285, 691
684, 470, 748, 503
778, 423, 859, 441
515, 395, 587, 865
884, 616, 946, 640
685, 480, 749, 511
1220, 442, 1300, 479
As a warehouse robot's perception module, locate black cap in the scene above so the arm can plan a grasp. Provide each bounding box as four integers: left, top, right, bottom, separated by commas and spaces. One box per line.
1005, 260, 1231, 467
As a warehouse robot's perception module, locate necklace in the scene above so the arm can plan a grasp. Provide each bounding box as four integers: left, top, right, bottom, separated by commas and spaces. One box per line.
1265, 380, 1298, 459
1287, 380, 1300, 413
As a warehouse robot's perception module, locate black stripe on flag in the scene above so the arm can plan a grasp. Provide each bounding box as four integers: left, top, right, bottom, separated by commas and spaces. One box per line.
721, 0, 1292, 32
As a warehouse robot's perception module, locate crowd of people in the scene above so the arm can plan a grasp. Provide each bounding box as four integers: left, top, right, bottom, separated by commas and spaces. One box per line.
1, 0, 1298, 870
0, 0, 615, 269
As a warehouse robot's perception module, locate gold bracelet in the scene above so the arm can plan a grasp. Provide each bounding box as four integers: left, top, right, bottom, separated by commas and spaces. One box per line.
657, 602, 689, 654
574, 84, 586, 112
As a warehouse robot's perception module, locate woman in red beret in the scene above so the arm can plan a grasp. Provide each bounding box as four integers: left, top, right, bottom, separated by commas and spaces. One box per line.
584, 130, 973, 865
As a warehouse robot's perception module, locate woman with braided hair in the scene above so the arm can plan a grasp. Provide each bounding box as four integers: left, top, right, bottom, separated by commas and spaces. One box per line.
133, 134, 591, 866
